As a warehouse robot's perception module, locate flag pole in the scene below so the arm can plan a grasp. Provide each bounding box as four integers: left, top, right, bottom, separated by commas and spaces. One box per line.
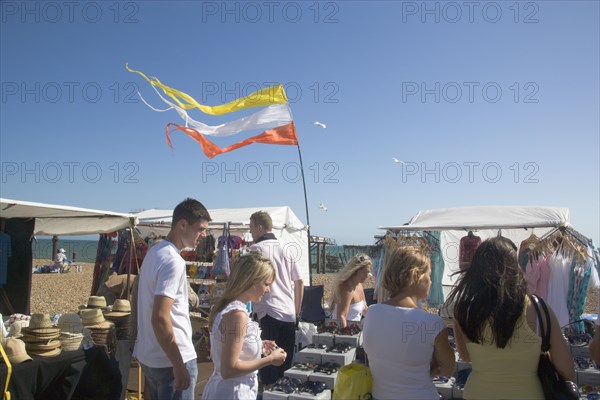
284, 99, 312, 286
295, 139, 312, 286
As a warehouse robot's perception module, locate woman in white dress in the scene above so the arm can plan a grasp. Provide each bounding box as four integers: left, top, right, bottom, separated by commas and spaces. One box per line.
329, 254, 371, 328
202, 252, 287, 400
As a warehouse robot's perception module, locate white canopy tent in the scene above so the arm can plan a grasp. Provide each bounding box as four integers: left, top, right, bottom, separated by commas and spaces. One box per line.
380, 205, 571, 286
135, 206, 310, 285
0, 198, 137, 235
0, 198, 138, 314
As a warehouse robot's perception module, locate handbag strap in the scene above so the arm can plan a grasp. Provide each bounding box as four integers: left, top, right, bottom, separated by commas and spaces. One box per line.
529, 294, 551, 352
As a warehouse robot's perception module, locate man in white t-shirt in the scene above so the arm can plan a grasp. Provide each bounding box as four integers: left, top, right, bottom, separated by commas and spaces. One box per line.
134, 198, 211, 400
249, 211, 304, 386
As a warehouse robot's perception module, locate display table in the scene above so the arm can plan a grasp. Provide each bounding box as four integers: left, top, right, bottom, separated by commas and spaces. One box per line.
0, 346, 122, 400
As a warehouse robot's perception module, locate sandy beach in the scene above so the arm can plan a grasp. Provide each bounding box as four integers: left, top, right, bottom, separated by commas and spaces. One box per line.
30, 259, 599, 318
28, 259, 375, 314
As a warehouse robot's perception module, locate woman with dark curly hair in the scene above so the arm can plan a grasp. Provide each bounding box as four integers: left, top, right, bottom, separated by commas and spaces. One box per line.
447, 236, 574, 399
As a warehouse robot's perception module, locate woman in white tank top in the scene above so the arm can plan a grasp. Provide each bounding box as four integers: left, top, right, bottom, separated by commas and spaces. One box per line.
202, 252, 287, 399
329, 253, 371, 328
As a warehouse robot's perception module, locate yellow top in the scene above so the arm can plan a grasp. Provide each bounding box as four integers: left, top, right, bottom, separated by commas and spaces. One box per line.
464, 297, 543, 400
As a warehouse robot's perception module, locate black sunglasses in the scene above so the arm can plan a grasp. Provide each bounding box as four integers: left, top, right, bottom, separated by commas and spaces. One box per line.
357, 255, 371, 263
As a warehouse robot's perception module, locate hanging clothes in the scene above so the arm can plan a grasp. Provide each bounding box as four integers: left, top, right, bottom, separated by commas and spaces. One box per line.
425, 231, 445, 307
459, 232, 481, 270
546, 253, 571, 328
566, 246, 595, 333
213, 225, 230, 280
195, 234, 216, 262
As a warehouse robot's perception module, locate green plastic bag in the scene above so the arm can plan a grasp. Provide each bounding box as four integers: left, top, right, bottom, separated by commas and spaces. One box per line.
333, 362, 373, 400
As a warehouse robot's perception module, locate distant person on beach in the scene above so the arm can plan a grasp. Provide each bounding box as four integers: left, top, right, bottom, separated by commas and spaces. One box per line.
249, 211, 303, 387
329, 253, 371, 328
447, 237, 574, 399
202, 252, 287, 400
54, 248, 69, 273
134, 198, 211, 400
362, 246, 455, 399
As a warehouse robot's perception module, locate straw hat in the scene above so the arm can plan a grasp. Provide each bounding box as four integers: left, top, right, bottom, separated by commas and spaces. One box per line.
4, 338, 33, 364
104, 299, 131, 318
27, 346, 62, 357
81, 309, 114, 329
21, 314, 60, 338
27, 314, 53, 329
26, 339, 61, 351
58, 313, 84, 334
79, 296, 108, 310
60, 330, 85, 352
81, 309, 105, 326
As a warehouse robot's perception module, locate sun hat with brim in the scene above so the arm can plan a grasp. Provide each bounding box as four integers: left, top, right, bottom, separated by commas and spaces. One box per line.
104, 299, 131, 318
28, 314, 53, 329
28, 347, 62, 357
61, 337, 83, 352
4, 338, 33, 364
60, 331, 84, 339
81, 309, 106, 326
86, 319, 115, 330
58, 313, 84, 334
26, 339, 61, 351
79, 296, 108, 310
20, 328, 61, 342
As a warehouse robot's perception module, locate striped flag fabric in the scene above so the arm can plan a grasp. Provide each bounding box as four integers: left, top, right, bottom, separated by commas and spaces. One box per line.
127, 64, 299, 158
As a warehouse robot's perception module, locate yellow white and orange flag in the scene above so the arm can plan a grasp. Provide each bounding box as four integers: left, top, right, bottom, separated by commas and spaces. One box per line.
127, 64, 298, 158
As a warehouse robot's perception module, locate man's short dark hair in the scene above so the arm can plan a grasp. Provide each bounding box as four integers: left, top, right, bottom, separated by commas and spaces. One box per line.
250, 211, 272, 231
172, 198, 211, 226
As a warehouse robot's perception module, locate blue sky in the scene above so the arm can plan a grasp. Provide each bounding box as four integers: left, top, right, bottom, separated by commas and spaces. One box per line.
1, 1, 598, 246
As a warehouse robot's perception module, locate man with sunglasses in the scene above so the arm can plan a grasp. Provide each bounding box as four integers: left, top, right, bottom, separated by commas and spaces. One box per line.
249, 211, 304, 388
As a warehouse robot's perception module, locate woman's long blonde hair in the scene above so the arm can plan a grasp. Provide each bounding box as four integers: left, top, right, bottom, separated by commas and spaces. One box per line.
328, 253, 371, 310
208, 251, 275, 330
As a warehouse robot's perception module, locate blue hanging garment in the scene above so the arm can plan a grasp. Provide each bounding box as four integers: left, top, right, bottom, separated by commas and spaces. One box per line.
213, 224, 230, 280
426, 231, 445, 308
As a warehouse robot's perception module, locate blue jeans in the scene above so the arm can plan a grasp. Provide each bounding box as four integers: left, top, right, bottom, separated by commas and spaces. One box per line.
140, 359, 198, 400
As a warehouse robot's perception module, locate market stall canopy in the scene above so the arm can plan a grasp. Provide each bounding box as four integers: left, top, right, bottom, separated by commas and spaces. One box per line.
380, 205, 570, 232
0, 198, 137, 235
379, 205, 572, 286
135, 206, 310, 284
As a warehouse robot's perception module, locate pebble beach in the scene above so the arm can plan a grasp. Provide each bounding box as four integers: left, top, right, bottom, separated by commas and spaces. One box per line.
30, 259, 598, 318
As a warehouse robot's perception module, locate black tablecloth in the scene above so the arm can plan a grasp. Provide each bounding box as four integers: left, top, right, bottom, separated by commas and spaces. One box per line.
0, 346, 121, 400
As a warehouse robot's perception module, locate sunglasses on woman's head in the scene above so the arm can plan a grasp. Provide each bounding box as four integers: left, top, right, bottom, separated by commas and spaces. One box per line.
357, 255, 371, 263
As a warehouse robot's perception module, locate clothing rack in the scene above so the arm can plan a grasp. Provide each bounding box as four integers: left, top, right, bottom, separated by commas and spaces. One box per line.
532, 226, 591, 264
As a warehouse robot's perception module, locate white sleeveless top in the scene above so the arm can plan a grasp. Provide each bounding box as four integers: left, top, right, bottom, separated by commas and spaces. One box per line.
201, 301, 262, 400
332, 300, 365, 322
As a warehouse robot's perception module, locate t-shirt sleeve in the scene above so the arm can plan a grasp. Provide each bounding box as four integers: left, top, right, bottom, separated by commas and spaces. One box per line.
289, 256, 302, 282
155, 258, 184, 299
429, 312, 447, 337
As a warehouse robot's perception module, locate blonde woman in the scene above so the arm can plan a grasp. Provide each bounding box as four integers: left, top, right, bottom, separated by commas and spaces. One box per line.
202, 252, 287, 400
329, 254, 371, 328
362, 246, 455, 399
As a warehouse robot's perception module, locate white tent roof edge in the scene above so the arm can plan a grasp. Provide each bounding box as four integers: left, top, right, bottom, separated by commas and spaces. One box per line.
379, 205, 571, 231
0, 198, 137, 235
